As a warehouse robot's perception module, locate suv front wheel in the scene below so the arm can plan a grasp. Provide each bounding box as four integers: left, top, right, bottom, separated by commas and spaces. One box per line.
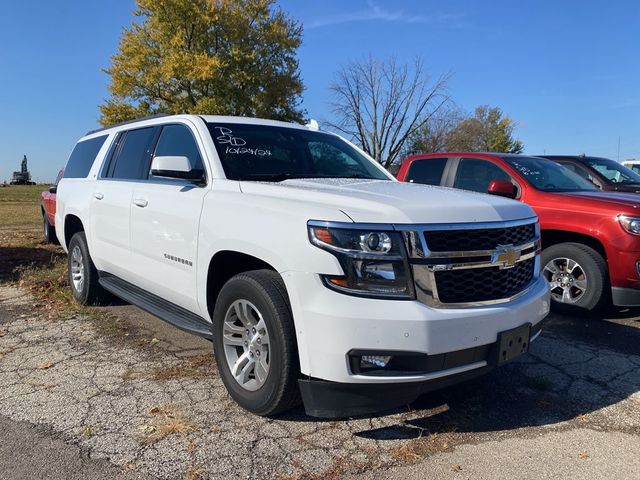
212, 270, 300, 416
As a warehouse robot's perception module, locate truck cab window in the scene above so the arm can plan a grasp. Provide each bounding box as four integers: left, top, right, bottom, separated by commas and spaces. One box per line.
406, 158, 447, 185
454, 158, 511, 193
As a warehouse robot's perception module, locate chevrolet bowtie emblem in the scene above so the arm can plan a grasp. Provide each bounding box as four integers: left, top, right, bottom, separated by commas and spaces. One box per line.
492, 245, 521, 269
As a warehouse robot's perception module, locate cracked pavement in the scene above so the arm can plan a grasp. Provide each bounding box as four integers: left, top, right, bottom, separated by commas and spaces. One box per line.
1, 283, 639, 479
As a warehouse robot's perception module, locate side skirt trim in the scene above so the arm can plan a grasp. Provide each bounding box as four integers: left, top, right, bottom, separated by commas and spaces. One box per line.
98, 272, 212, 339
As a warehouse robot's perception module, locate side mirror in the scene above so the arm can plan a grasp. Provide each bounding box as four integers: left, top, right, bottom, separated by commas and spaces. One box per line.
150, 156, 204, 182
49, 185, 57, 194
487, 180, 517, 199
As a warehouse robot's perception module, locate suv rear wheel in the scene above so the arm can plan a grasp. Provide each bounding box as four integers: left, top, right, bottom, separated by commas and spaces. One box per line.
212, 270, 300, 416
67, 232, 109, 305
542, 242, 609, 313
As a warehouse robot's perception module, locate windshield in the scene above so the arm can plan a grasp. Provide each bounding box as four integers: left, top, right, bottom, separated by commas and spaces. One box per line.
583, 157, 640, 184
207, 123, 391, 182
504, 156, 598, 192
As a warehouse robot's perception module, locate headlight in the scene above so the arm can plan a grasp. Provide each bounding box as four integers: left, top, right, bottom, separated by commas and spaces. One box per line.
618, 215, 640, 235
308, 223, 414, 299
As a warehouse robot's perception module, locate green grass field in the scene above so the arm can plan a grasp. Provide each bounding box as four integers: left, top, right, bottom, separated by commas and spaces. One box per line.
0, 184, 45, 228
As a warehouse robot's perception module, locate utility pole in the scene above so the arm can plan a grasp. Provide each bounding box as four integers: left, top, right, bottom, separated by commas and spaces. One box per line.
618, 136, 621, 162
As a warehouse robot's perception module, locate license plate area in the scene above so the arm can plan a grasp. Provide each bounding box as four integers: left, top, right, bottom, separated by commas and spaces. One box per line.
493, 323, 531, 365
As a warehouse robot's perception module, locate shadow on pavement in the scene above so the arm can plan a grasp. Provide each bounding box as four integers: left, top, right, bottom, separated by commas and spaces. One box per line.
353, 314, 640, 440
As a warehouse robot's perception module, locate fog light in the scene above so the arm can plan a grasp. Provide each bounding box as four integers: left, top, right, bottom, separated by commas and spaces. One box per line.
360, 355, 392, 369
636, 261, 640, 277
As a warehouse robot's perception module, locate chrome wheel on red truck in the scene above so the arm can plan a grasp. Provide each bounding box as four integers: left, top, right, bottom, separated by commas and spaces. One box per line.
544, 257, 588, 304
541, 242, 608, 313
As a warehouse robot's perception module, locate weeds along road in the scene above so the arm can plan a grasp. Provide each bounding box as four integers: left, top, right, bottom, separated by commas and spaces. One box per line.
0, 187, 639, 479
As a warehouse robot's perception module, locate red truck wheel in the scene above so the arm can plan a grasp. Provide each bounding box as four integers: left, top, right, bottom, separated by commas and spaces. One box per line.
541, 242, 609, 314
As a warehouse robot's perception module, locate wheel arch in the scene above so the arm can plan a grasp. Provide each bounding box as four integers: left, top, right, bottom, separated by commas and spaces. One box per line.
541, 229, 607, 260
64, 214, 85, 250
206, 250, 283, 320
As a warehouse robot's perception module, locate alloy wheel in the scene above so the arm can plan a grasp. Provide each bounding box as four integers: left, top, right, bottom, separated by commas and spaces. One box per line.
70, 245, 85, 293
222, 299, 270, 391
543, 257, 588, 304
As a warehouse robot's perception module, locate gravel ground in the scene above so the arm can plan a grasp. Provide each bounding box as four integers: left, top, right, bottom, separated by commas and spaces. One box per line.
1, 284, 639, 479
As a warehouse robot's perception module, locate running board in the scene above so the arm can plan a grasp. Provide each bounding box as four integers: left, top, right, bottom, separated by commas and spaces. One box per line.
98, 272, 212, 339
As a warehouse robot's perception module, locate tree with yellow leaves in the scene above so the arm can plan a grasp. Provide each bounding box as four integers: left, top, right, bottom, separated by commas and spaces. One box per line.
100, 0, 305, 126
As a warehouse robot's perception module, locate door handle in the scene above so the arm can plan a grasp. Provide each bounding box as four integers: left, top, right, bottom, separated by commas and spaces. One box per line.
93, 192, 104, 200
133, 198, 148, 208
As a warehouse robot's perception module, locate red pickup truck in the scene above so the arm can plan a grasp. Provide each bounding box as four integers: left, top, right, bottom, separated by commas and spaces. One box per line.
40, 169, 63, 243
397, 153, 640, 313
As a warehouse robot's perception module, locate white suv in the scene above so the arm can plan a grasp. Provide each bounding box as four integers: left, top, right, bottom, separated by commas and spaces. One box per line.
56, 114, 550, 418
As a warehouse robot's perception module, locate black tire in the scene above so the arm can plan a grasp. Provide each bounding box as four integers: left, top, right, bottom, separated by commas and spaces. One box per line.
212, 270, 301, 416
541, 242, 609, 314
42, 213, 56, 244
67, 232, 109, 305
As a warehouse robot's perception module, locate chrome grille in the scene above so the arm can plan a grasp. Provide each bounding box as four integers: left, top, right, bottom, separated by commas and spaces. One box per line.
424, 223, 536, 252
434, 258, 535, 304
404, 218, 540, 308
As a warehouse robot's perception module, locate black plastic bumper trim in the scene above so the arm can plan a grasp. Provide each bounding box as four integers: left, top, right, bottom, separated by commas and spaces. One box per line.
299, 365, 493, 419
611, 286, 640, 307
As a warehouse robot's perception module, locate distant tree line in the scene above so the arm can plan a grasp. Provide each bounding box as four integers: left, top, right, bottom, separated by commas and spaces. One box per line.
100, 0, 524, 169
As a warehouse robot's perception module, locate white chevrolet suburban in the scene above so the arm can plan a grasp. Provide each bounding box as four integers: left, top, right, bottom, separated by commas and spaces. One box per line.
56, 114, 550, 418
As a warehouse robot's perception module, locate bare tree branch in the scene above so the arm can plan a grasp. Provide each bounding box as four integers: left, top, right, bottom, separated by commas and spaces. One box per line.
325, 56, 451, 168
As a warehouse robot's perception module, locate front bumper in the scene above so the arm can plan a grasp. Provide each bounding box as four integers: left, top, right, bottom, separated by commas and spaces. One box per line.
283, 272, 550, 385
299, 324, 543, 418
611, 286, 640, 306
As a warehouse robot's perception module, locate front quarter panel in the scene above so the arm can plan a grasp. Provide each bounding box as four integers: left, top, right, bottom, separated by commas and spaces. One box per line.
196, 180, 353, 373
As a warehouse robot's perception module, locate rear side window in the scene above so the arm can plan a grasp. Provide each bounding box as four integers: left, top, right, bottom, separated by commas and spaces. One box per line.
64, 135, 107, 178
454, 158, 511, 193
406, 158, 447, 185
109, 127, 156, 180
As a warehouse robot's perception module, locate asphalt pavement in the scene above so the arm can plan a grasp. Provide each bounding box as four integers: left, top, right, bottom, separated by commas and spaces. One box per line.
1, 284, 638, 479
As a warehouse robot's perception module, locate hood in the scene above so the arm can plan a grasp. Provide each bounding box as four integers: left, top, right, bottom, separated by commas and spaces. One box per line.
557, 191, 640, 213
239, 178, 535, 224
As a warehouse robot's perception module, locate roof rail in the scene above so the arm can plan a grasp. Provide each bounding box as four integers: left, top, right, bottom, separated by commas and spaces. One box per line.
85, 113, 171, 135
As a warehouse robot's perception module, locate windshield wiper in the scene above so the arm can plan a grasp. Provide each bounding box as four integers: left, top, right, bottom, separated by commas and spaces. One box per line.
241, 173, 378, 182
241, 173, 319, 182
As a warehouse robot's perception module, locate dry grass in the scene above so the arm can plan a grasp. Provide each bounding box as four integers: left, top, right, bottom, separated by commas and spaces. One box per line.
152, 354, 216, 381
0, 185, 44, 227
185, 466, 204, 480
139, 404, 195, 444
80, 425, 96, 438
0, 218, 85, 316
389, 432, 455, 464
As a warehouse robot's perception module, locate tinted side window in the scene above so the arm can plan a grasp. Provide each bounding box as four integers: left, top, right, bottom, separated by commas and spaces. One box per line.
406, 158, 447, 185
153, 124, 204, 172
561, 162, 598, 184
64, 135, 108, 178
454, 158, 511, 193
110, 127, 156, 180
